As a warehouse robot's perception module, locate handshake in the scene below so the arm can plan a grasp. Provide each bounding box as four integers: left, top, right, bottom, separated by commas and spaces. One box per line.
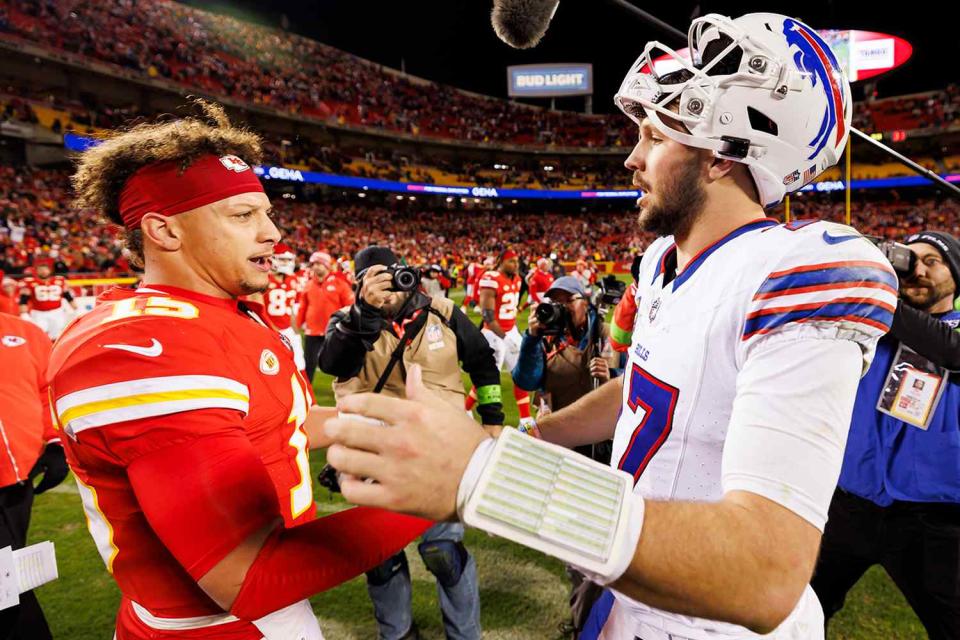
318, 413, 386, 493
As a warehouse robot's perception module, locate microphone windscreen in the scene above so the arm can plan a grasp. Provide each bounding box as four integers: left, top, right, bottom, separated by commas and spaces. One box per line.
491, 0, 560, 49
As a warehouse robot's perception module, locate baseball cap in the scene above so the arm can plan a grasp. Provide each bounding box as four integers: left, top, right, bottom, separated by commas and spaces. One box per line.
546, 276, 586, 299
309, 251, 333, 267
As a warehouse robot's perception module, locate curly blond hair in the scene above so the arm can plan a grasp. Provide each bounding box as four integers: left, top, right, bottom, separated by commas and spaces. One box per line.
72, 100, 263, 264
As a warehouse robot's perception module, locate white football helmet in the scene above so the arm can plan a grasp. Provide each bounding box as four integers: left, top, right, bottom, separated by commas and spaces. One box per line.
614, 13, 852, 208
271, 244, 296, 275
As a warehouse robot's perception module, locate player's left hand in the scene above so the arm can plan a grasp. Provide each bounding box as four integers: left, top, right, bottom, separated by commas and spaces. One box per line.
30, 443, 69, 494
324, 364, 489, 521
589, 357, 610, 382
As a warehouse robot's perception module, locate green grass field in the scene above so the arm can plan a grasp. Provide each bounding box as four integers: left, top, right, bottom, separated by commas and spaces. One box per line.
26, 287, 927, 638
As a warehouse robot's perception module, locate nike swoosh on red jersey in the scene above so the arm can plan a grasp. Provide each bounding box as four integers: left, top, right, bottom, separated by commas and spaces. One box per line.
103, 339, 163, 357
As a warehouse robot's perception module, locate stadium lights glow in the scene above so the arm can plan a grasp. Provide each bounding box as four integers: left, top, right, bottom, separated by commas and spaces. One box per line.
358, 193, 366, 198
493, 164, 510, 170
544, 165, 555, 171
446, 197, 454, 202
473, 198, 481, 203
396, 195, 404, 200
409, 196, 416, 200
460, 198, 468, 203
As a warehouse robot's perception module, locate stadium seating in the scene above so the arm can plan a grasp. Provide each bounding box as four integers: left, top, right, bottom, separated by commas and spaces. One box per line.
1, 0, 955, 153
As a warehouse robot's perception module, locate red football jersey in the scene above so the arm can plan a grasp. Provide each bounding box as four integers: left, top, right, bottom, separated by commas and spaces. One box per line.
526, 269, 555, 304
295, 269, 311, 292
264, 273, 300, 330
465, 264, 484, 304
478, 270, 522, 332
48, 285, 315, 621
21, 275, 68, 311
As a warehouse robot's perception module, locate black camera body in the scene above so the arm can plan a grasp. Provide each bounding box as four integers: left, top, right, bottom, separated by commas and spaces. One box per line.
596, 274, 627, 308
535, 302, 571, 336
385, 264, 421, 292
869, 238, 917, 278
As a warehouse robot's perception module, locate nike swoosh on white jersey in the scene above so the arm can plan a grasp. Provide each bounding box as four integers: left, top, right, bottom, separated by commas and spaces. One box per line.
821, 230, 861, 244
103, 339, 163, 357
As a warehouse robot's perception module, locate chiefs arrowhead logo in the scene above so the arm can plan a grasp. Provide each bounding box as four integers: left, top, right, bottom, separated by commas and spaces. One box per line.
259, 349, 280, 375
219, 155, 251, 173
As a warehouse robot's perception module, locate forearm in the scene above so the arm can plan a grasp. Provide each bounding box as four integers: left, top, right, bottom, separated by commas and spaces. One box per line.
453, 306, 504, 425
612, 494, 816, 633
482, 307, 505, 337
511, 333, 545, 392
294, 299, 307, 330
317, 310, 374, 378
229, 507, 431, 619
889, 302, 960, 370
538, 376, 621, 447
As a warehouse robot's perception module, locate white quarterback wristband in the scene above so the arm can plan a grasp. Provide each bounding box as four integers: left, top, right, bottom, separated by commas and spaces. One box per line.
457, 427, 645, 584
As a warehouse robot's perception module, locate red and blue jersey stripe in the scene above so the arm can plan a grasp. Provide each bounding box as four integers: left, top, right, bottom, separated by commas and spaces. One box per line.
744, 260, 897, 340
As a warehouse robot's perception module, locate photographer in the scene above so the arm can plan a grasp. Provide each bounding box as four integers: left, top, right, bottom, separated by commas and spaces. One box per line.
511, 274, 623, 635
318, 246, 501, 640
812, 231, 960, 639
512, 276, 623, 444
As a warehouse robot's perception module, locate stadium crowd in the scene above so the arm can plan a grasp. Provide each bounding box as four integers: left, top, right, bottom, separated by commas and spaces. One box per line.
2, 0, 957, 154
0, 0, 630, 148
2, 163, 958, 280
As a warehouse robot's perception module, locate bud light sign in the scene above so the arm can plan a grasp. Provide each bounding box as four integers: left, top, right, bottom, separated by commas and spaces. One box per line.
507, 64, 593, 97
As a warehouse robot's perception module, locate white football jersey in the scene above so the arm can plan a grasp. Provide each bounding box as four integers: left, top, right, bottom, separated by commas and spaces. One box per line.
611, 218, 898, 638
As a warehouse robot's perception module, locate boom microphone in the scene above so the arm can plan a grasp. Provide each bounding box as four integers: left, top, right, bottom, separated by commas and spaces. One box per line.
491, 0, 560, 49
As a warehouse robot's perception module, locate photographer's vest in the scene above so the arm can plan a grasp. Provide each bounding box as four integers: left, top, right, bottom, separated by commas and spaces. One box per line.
332, 297, 465, 409
543, 323, 612, 412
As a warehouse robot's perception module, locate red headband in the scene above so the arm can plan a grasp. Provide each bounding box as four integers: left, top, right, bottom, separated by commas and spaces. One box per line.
118, 154, 265, 229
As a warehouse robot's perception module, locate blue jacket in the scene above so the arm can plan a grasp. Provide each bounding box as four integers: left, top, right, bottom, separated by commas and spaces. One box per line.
838, 310, 960, 506
512, 307, 623, 391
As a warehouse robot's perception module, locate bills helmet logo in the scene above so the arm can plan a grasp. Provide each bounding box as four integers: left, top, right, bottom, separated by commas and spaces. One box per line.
219, 155, 251, 173
783, 19, 847, 160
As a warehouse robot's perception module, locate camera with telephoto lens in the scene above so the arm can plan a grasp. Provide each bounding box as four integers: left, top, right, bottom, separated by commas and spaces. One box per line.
386, 263, 421, 292
868, 237, 917, 278
535, 302, 571, 336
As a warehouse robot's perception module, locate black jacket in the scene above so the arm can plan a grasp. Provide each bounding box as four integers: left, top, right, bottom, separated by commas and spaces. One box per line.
889, 301, 960, 371
319, 292, 505, 424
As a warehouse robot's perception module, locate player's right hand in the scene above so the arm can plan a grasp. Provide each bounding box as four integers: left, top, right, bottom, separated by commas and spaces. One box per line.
527, 304, 541, 336
325, 364, 489, 521
360, 265, 394, 309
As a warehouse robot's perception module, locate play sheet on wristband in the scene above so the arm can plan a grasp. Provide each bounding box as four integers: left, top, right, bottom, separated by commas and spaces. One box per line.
469, 430, 626, 562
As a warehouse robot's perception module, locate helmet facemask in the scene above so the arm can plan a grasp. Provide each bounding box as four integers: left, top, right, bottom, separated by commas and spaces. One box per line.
615, 13, 852, 208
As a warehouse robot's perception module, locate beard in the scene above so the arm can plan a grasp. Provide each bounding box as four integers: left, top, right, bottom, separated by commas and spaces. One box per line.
901, 278, 955, 311
636, 155, 706, 239
238, 277, 269, 296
